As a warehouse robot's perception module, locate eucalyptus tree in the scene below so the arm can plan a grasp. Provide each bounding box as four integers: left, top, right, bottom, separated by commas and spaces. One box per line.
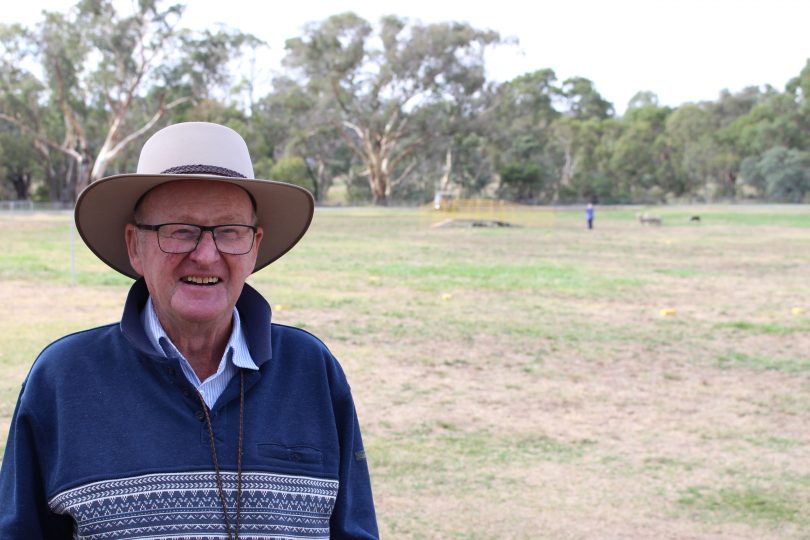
0, 126, 43, 199
607, 101, 674, 202
549, 116, 622, 202
488, 69, 560, 163
704, 71, 810, 201
626, 90, 660, 111
0, 0, 254, 201
786, 59, 810, 132
558, 76, 614, 120
254, 76, 353, 202
485, 69, 561, 201
740, 146, 810, 202
546, 77, 614, 201
393, 86, 496, 202
0, 23, 70, 200
722, 93, 805, 159
282, 12, 500, 204
709, 86, 772, 128
663, 104, 717, 197
713, 88, 804, 200
442, 121, 495, 198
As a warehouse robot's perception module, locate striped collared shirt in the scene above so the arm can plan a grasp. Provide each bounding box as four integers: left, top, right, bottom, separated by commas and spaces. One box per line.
140, 297, 259, 409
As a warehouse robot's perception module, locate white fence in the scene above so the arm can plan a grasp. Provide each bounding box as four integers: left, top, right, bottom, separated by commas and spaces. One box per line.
0, 200, 74, 211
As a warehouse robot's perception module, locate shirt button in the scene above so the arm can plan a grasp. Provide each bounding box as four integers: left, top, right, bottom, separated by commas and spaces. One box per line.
195, 410, 205, 421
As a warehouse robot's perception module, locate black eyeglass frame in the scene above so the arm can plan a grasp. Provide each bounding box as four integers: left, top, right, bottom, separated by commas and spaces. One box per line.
135, 222, 258, 255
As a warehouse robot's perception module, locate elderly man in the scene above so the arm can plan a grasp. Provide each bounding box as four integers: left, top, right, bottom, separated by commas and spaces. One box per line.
0, 122, 378, 539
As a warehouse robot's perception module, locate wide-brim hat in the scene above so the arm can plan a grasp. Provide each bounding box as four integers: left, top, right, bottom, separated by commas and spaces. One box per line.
75, 122, 314, 279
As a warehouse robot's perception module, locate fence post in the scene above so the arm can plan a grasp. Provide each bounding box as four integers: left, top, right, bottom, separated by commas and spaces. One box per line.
70, 216, 76, 286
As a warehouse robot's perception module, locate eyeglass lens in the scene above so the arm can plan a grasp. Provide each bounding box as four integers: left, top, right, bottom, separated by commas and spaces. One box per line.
157, 224, 255, 255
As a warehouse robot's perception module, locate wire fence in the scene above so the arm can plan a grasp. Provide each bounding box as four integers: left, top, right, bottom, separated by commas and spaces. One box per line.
0, 200, 74, 212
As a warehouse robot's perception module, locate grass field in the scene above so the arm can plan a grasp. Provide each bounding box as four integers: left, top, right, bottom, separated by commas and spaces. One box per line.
1, 204, 809, 538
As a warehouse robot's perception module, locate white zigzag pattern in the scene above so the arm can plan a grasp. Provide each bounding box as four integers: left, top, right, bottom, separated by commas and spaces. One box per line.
48, 471, 338, 539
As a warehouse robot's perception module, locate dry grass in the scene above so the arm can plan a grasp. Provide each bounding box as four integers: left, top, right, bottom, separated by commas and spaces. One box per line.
1, 205, 809, 539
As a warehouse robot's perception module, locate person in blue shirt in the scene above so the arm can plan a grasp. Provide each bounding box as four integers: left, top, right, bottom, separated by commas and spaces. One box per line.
0, 122, 378, 539
585, 202, 595, 230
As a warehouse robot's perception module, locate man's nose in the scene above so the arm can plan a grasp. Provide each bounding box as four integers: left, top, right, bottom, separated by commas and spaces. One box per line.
190, 230, 220, 260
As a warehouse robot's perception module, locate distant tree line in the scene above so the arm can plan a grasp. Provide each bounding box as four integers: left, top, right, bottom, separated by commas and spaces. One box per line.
1, 0, 809, 205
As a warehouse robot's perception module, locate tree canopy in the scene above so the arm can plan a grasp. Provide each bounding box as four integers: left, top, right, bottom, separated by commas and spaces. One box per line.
2, 1, 809, 205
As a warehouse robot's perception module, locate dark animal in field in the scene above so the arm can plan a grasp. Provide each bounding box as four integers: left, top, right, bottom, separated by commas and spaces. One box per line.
690, 215, 701, 223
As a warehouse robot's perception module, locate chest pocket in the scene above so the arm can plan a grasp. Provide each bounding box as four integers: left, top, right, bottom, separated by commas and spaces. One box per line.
258, 443, 324, 469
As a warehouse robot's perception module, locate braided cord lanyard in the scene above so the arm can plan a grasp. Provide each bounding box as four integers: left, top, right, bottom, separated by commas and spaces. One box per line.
198, 369, 245, 540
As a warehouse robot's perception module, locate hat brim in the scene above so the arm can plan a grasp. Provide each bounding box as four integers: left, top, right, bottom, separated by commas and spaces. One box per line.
75, 173, 315, 279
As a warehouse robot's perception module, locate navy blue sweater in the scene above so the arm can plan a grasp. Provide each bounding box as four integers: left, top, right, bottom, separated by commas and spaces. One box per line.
0, 279, 378, 539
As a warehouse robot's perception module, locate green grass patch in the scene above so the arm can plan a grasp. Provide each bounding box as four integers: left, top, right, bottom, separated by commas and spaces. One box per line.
367, 259, 641, 296
699, 211, 810, 228
715, 352, 810, 373
604, 206, 810, 227
642, 456, 698, 472
746, 436, 803, 451
715, 320, 809, 335
0, 218, 131, 286
653, 267, 702, 277
754, 394, 810, 416
370, 429, 594, 484
678, 483, 807, 526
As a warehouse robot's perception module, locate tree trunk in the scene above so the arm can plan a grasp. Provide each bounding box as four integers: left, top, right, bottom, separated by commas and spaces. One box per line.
340, 120, 398, 205
74, 155, 93, 198
439, 147, 453, 193
363, 129, 389, 205
32, 139, 61, 202
316, 160, 331, 200
555, 137, 576, 203
10, 172, 31, 199
369, 163, 389, 205
301, 158, 320, 201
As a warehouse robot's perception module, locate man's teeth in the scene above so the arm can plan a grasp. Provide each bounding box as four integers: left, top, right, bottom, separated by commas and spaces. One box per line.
183, 276, 220, 285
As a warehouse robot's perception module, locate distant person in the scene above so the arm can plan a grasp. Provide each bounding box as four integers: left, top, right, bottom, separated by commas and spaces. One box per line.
585, 202, 595, 230
0, 122, 378, 539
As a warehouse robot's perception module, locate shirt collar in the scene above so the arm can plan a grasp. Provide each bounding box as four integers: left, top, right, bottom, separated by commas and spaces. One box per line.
140, 297, 258, 371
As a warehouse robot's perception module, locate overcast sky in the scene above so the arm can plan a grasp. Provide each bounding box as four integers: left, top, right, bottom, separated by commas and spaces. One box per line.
7, 0, 810, 114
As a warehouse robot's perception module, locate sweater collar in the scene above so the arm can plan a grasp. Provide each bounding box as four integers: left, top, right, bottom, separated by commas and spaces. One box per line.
120, 278, 273, 366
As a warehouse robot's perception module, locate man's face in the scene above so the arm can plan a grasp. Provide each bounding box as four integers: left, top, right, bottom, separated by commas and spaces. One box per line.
125, 180, 263, 332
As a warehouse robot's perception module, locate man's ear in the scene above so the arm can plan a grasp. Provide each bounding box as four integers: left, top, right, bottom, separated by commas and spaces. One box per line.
124, 224, 144, 276
253, 226, 264, 251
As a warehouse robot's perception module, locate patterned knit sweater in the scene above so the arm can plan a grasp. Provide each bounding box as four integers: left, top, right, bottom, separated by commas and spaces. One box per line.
0, 279, 378, 539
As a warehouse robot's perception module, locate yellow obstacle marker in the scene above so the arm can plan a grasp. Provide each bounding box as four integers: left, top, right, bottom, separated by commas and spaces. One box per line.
791, 307, 806, 316
659, 308, 677, 317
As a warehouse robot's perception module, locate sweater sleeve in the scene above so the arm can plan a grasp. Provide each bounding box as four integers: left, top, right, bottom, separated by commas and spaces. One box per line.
0, 384, 73, 539
328, 381, 379, 539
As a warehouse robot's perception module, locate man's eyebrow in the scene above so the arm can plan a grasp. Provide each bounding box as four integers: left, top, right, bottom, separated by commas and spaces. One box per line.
153, 214, 253, 223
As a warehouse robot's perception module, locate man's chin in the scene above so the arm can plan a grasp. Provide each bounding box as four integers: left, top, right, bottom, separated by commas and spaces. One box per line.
170, 296, 233, 328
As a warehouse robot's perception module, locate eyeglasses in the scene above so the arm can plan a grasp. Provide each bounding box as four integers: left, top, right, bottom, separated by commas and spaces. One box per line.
135, 223, 257, 255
